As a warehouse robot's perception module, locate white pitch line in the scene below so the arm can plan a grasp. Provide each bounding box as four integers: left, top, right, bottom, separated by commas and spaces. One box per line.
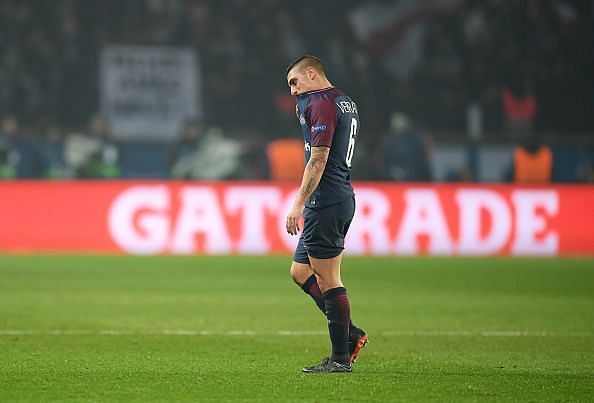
0, 330, 592, 337
381, 330, 594, 337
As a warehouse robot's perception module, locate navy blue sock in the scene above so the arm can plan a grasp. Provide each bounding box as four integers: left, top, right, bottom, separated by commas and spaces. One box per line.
301, 275, 356, 332
300, 275, 326, 314
323, 287, 351, 364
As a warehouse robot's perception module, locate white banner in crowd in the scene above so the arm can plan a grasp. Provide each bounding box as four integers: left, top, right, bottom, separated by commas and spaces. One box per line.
100, 46, 202, 140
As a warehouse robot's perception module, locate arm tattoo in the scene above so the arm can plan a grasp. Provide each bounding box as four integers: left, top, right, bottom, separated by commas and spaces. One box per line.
307, 147, 329, 170
299, 147, 329, 199
307, 154, 326, 171
301, 175, 316, 198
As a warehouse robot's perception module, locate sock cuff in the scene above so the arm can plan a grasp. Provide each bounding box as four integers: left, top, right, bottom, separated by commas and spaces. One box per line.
323, 286, 347, 300
301, 274, 317, 292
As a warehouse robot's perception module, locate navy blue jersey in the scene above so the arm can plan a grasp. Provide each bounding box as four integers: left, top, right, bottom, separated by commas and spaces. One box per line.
296, 87, 359, 209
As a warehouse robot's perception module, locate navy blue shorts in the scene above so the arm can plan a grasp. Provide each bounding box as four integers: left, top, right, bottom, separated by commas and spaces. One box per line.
293, 196, 355, 263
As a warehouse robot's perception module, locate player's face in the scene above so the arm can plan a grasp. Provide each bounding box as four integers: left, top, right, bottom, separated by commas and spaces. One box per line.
287, 67, 313, 96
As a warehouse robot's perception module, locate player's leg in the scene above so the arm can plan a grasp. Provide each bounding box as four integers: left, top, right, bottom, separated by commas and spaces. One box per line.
301, 197, 367, 370
292, 208, 357, 324
308, 253, 343, 293
308, 253, 351, 366
303, 199, 352, 368
303, 253, 355, 373
305, 254, 367, 368
293, 254, 353, 373
328, 197, 368, 363
290, 260, 326, 314
291, 236, 326, 314
291, 257, 362, 334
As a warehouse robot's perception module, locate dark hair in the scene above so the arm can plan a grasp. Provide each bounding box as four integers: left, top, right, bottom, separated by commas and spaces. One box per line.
286, 55, 326, 77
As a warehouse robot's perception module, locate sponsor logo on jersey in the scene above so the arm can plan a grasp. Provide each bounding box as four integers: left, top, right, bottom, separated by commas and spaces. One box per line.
304, 142, 311, 152
299, 114, 306, 125
311, 124, 327, 133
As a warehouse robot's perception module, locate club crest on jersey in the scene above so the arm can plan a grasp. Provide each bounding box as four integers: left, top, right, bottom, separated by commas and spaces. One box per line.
299, 115, 306, 125
311, 124, 327, 133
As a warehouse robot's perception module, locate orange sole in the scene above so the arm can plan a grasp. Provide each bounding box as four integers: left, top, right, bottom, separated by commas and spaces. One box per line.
350, 335, 368, 363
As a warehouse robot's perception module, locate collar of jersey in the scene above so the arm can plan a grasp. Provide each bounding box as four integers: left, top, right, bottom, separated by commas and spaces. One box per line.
297, 86, 334, 100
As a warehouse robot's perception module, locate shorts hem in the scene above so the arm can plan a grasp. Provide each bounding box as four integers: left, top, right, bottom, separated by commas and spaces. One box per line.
307, 247, 344, 260
292, 256, 310, 264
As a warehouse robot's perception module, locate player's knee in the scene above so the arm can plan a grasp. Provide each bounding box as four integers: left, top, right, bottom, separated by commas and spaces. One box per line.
290, 263, 311, 286
289, 264, 301, 285
290, 271, 301, 286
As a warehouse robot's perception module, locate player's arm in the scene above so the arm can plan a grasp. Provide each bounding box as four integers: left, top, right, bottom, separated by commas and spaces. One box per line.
286, 146, 329, 235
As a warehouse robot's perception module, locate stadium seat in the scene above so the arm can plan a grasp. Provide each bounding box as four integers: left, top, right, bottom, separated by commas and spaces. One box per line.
120, 143, 169, 178
266, 138, 304, 181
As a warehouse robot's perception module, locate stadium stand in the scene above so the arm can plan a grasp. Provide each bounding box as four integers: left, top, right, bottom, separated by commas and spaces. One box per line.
0, 0, 592, 181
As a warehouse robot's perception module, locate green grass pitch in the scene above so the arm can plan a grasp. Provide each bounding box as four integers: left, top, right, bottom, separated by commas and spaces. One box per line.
0, 255, 593, 401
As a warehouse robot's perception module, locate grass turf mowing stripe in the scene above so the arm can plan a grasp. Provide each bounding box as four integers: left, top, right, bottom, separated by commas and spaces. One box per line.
1, 329, 593, 337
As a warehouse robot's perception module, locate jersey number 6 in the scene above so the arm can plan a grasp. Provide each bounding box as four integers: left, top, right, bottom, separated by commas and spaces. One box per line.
346, 117, 357, 168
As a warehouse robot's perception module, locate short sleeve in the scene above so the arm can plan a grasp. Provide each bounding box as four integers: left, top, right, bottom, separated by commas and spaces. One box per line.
306, 97, 337, 147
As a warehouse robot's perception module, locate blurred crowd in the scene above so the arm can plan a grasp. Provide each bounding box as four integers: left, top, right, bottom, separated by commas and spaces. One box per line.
0, 0, 593, 181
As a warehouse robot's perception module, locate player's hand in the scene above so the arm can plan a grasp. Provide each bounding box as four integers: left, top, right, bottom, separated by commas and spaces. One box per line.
286, 204, 304, 236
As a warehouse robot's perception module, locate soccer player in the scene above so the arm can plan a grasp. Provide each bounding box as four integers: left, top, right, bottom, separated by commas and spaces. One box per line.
285, 55, 368, 373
